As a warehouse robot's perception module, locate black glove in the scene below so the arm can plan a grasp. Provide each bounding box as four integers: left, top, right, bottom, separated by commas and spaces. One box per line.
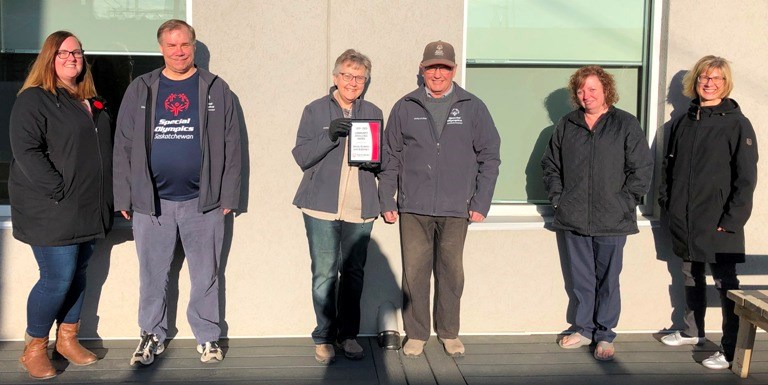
328, 118, 352, 142
358, 162, 380, 171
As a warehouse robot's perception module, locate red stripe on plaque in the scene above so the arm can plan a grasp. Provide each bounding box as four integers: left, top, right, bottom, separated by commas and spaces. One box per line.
370, 122, 380, 162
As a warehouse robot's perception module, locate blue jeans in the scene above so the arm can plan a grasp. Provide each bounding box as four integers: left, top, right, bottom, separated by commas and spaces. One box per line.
27, 241, 95, 338
302, 214, 372, 344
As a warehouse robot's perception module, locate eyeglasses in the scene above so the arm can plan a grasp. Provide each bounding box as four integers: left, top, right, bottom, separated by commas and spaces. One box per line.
338, 72, 367, 84
697, 75, 725, 85
423, 65, 453, 75
56, 50, 84, 59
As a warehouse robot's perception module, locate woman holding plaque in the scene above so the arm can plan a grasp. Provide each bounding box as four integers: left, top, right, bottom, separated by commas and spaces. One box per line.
658, 56, 758, 370
292, 49, 383, 365
541, 66, 652, 361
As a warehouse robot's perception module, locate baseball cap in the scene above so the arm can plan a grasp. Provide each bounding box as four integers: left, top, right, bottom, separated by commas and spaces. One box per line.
421, 40, 456, 68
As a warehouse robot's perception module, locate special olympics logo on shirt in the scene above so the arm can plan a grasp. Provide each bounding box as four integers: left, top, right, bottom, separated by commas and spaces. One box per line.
164, 93, 190, 117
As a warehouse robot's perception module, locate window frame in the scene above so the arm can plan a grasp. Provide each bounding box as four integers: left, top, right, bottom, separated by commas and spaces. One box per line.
461, 0, 663, 225
0, 1, 193, 219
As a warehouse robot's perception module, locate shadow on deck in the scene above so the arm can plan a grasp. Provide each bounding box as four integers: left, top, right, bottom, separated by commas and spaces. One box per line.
1, 334, 768, 384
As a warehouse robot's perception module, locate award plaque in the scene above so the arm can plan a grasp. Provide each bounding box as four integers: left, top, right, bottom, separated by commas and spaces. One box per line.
348, 119, 383, 165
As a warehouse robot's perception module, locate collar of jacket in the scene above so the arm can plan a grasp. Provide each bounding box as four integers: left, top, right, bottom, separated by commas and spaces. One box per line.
687, 98, 739, 121
568, 105, 617, 130
327, 85, 364, 116
404, 81, 472, 105
139, 65, 219, 89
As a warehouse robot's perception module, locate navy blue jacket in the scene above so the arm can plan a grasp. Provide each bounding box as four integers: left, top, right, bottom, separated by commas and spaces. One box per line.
378, 84, 501, 218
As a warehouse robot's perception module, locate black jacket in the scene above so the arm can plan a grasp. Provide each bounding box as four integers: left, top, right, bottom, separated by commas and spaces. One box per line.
659, 98, 758, 263
8, 87, 113, 246
542, 107, 653, 236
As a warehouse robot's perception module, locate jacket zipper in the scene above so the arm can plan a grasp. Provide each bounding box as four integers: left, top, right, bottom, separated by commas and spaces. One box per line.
92, 114, 105, 232
144, 82, 156, 215
406, 95, 468, 216
199, 78, 215, 212
588, 128, 595, 233
686, 114, 702, 258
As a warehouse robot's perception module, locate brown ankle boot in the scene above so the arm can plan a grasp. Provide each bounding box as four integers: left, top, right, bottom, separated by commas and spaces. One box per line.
20, 333, 57, 379
55, 322, 97, 366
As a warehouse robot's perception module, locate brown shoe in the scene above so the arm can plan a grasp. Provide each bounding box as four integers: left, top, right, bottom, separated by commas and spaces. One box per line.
20, 333, 57, 380
438, 337, 465, 357
55, 322, 97, 366
338, 339, 364, 360
314, 344, 335, 365
402, 338, 426, 357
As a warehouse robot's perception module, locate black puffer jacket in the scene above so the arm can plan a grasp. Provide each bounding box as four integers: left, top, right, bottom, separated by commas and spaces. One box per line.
659, 98, 758, 263
9, 87, 113, 246
542, 107, 653, 236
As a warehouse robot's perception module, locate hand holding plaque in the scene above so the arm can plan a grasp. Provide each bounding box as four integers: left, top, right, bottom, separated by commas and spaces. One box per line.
348, 119, 383, 166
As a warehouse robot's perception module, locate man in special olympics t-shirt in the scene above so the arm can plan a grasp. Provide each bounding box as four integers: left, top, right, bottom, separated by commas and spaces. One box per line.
152, 72, 201, 201
114, 19, 241, 367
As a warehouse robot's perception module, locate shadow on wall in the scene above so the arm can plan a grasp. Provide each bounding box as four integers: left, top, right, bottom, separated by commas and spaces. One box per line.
80, 229, 133, 343
196, 41, 250, 213
652, 70, 690, 331
360, 237, 401, 336
526, 88, 572, 204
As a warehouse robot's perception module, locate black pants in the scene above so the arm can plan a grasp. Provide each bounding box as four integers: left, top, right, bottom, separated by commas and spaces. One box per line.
682, 261, 740, 361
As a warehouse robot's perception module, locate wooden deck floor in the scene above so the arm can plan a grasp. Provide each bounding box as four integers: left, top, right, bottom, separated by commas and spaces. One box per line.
1, 334, 768, 384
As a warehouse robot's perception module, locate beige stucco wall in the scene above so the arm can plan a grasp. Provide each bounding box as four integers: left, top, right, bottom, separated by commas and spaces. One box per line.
1, 0, 767, 341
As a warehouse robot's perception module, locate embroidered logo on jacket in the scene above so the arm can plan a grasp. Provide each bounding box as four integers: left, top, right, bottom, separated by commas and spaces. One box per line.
447, 108, 463, 125
207, 95, 216, 112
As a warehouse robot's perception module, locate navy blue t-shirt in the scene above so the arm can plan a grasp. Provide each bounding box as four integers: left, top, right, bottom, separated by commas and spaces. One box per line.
151, 72, 202, 201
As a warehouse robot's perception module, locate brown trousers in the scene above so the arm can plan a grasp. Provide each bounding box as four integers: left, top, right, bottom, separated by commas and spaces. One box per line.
400, 213, 469, 340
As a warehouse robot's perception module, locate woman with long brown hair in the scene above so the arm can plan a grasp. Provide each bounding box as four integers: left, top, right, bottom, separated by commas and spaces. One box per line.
9, 30, 113, 379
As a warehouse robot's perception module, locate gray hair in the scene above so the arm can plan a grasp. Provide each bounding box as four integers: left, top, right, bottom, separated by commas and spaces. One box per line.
332, 49, 371, 78
157, 19, 196, 44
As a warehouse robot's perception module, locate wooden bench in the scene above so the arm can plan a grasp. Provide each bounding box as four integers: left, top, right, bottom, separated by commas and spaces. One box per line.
728, 290, 768, 377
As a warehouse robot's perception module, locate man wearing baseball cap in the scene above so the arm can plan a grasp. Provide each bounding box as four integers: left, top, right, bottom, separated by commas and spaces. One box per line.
378, 41, 500, 357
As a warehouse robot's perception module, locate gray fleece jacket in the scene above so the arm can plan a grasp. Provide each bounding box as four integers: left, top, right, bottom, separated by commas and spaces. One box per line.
292, 88, 383, 219
378, 83, 501, 218
113, 67, 241, 215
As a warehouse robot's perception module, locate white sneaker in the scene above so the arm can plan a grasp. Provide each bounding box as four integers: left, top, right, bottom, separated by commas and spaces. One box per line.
130, 332, 165, 366
197, 341, 224, 363
702, 352, 731, 370
660, 331, 703, 346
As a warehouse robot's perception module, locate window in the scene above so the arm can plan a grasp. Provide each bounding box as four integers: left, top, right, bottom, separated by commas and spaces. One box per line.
0, 0, 186, 206
465, 0, 652, 204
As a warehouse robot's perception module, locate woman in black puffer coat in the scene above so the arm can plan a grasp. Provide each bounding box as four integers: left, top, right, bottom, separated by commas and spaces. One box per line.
658, 55, 758, 370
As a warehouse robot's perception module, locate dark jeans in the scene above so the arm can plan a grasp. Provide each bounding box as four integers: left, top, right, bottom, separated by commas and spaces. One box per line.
400, 213, 468, 341
682, 261, 740, 361
563, 231, 626, 343
302, 214, 372, 344
27, 241, 95, 338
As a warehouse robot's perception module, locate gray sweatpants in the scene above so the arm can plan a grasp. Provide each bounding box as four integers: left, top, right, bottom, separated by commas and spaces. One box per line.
133, 198, 224, 345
